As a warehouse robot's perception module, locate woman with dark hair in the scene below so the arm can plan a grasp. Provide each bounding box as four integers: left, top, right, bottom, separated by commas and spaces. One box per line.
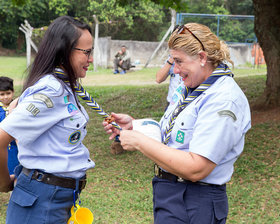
104, 23, 251, 224
0, 16, 94, 223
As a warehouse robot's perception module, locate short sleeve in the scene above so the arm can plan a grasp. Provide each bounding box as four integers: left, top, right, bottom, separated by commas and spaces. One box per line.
189, 99, 243, 164
0, 77, 69, 145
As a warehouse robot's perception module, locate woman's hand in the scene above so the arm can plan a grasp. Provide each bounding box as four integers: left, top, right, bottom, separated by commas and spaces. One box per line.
119, 130, 143, 151
8, 97, 19, 114
103, 112, 133, 140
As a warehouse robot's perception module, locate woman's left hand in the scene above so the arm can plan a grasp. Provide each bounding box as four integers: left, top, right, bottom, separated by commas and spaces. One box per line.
119, 130, 143, 151
8, 97, 19, 114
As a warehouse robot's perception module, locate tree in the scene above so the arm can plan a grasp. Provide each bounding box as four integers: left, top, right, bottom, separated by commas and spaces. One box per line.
252, 0, 280, 107
47, 0, 169, 41
0, 0, 56, 49
87, 0, 167, 41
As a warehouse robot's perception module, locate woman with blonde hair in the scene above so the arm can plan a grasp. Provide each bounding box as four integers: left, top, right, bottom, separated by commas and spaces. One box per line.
103, 23, 251, 224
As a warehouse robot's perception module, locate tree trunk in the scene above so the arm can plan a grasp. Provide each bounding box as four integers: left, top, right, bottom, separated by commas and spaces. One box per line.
253, 0, 280, 108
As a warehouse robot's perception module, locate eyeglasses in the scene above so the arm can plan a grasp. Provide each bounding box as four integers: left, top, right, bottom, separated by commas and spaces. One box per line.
73, 47, 94, 59
172, 24, 205, 51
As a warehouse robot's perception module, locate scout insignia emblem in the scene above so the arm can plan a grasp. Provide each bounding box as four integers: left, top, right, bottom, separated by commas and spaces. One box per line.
176, 130, 185, 144
69, 131, 81, 144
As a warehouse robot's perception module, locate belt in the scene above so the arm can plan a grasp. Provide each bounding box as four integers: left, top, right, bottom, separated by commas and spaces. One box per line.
22, 167, 87, 191
154, 164, 224, 187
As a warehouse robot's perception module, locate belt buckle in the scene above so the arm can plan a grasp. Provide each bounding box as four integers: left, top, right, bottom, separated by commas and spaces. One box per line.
177, 177, 185, 183
33, 170, 44, 182
154, 164, 159, 176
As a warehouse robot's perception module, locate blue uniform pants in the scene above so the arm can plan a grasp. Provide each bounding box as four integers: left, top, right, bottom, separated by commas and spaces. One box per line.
152, 176, 228, 224
6, 166, 79, 224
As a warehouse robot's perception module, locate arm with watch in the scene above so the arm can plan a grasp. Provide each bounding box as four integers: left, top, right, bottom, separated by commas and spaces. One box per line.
156, 57, 174, 83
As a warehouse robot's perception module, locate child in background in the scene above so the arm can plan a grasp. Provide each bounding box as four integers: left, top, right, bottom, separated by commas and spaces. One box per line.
0, 76, 19, 175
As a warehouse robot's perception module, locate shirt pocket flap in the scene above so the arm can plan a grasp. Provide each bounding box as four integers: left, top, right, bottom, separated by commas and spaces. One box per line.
175, 112, 196, 130
63, 114, 87, 130
10, 186, 38, 207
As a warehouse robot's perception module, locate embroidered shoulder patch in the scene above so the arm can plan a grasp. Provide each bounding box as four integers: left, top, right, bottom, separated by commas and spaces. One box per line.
218, 110, 237, 121
33, 93, 54, 108
26, 103, 40, 116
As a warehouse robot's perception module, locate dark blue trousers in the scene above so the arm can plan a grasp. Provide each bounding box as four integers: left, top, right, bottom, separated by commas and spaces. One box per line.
152, 176, 228, 224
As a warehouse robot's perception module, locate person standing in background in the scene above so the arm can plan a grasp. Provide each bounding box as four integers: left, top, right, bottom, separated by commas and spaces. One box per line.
156, 56, 182, 109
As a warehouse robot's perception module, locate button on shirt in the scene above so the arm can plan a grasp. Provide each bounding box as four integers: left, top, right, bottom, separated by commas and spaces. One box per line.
160, 76, 251, 185
0, 75, 95, 178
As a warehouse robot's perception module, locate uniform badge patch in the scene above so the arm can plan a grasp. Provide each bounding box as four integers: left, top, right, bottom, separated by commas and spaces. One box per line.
26, 103, 40, 116
33, 93, 53, 108
171, 94, 179, 105
176, 130, 185, 144
218, 110, 237, 121
68, 103, 78, 115
176, 86, 183, 94
69, 130, 81, 144
64, 95, 70, 104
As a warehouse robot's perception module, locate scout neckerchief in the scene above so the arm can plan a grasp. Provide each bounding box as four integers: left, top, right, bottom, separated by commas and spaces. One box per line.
54, 68, 122, 131
0, 102, 8, 116
163, 63, 233, 145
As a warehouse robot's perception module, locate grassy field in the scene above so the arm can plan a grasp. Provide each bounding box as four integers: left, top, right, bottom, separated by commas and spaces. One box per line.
0, 56, 267, 87
0, 57, 279, 223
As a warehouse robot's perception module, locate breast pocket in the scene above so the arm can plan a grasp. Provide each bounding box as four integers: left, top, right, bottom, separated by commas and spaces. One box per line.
171, 111, 197, 149
61, 113, 87, 145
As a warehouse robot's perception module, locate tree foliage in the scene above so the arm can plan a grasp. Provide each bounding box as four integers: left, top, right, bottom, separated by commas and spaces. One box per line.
180, 0, 254, 43
0, 0, 56, 49
0, 0, 254, 48
87, 0, 168, 40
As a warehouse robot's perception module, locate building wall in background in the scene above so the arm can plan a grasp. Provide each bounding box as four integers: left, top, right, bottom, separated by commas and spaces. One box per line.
96, 37, 261, 69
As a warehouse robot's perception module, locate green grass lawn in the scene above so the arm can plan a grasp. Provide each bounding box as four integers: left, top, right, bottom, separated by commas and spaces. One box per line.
0, 56, 267, 87
0, 57, 279, 223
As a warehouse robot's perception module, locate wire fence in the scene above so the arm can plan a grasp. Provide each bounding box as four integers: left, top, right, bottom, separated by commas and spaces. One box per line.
177, 13, 255, 44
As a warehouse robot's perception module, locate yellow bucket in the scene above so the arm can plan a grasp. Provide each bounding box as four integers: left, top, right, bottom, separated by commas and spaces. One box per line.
67, 205, 94, 224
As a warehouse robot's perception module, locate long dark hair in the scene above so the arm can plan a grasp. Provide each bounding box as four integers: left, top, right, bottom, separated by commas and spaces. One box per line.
22, 16, 92, 94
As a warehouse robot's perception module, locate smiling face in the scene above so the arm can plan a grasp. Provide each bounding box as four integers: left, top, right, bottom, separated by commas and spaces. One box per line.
70, 29, 93, 79
0, 90, 14, 107
171, 49, 209, 88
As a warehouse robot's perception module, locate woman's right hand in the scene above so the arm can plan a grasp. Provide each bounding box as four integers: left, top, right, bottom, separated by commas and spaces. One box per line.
103, 112, 133, 140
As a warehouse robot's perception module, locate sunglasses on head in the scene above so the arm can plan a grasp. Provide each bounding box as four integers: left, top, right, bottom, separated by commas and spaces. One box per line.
172, 24, 205, 51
